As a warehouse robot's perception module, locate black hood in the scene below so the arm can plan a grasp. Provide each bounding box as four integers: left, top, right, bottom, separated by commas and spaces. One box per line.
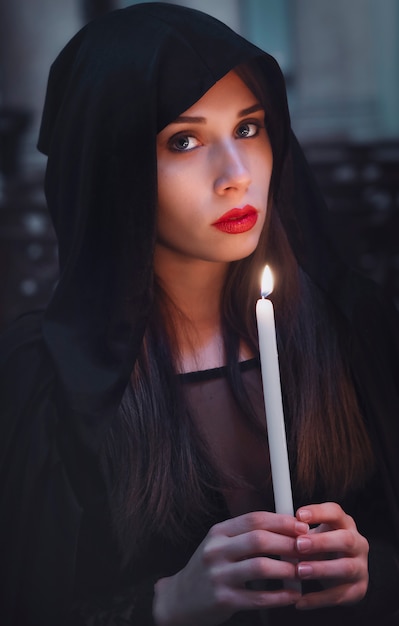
37, 4, 399, 488
37, 2, 294, 428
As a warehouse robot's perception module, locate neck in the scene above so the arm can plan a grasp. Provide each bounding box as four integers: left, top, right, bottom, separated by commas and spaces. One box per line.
154, 247, 228, 326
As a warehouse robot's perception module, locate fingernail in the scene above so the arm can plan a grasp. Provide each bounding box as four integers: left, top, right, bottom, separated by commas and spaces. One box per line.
295, 521, 309, 534
297, 509, 311, 522
297, 563, 313, 579
296, 537, 312, 553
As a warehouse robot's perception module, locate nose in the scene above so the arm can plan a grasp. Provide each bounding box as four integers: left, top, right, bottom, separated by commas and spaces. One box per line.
213, 142, 251, 195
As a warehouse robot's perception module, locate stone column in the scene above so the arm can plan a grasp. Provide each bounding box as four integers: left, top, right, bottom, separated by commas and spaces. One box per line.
0, 0, 82, 177
291, 0, 384, 140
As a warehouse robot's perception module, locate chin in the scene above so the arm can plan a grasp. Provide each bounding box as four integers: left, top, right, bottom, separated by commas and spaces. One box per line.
225, 239, 260, 262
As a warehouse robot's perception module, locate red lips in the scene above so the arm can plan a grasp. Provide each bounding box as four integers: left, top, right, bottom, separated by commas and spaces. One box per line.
212, 205, 258, 234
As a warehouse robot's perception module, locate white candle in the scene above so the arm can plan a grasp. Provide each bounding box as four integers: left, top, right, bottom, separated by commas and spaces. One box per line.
256, 266, 294, 516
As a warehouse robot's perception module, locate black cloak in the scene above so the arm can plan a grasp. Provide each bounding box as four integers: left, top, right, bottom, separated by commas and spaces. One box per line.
0, 3, 398, 625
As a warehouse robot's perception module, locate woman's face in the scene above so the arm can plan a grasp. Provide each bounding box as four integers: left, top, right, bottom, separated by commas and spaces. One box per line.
156, 70, 273, 267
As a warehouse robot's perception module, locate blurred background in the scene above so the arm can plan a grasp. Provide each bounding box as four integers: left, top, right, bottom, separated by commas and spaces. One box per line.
0, 0, 398, 329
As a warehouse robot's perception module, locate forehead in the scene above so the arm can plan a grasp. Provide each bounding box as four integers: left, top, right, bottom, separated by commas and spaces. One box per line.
178, 70, 258, 117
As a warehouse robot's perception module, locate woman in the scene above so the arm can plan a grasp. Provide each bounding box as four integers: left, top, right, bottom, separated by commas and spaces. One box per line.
0, 3, 398, 625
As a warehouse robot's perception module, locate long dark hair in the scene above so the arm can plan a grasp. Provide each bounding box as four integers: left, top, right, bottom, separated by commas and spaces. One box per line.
103, 60, 374, 558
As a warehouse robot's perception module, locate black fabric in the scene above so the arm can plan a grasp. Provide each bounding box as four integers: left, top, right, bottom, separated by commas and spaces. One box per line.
180, 359, 274, 518
179, 362, 399, 625
0, 3, 398, 625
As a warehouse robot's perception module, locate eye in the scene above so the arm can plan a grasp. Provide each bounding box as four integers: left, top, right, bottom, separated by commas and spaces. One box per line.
235, 121, 262, 138
169, 134, 200, 152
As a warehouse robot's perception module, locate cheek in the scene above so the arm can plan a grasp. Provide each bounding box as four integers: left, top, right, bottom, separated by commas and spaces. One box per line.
260, 141, 273, 173
256, 134, 273, 162
258, 150, 273, 197
157, 163, 194, 212
156, 174, 196, 238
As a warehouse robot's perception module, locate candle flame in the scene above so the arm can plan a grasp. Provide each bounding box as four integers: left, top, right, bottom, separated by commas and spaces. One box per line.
261, 265, 274, 297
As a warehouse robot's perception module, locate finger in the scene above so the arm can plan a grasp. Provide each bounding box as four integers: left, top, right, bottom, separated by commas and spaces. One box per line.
225, 586, 302, 611
296, 528, 368, 557
296, 503, 356, 530
213, 510, 309, 539
202, 529, 299, 568
225, 529, 301, 561
295, 580, 368, 610
296, 556, 367, 583
221, 555, 298, 587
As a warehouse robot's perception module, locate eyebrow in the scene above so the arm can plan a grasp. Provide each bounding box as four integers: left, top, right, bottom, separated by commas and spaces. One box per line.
172, 103, 264, 125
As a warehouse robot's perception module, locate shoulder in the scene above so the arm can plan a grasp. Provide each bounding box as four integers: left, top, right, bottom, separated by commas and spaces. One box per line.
0, 311, 55, 418
335, 270, 399, 360
0, 314, 83, 622
0, 310, 46, 359
0, 310, 53, 375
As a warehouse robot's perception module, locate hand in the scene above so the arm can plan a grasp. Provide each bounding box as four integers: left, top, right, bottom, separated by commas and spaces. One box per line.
294, 502, 369, 610
153, 510, 307, 625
